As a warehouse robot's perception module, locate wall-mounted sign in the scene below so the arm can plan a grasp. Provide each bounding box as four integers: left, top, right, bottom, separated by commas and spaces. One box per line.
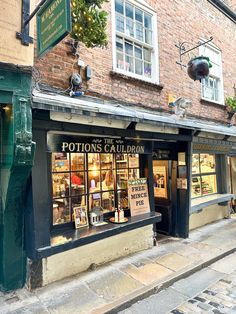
153, 165, 167, 198
177, 178, 188, 190
47, 134, 152, 154
128, 178, 150, 216
37, 0, 71, 56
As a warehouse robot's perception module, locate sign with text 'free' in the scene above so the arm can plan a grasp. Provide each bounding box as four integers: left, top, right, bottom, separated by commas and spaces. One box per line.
37, 0, 71, 56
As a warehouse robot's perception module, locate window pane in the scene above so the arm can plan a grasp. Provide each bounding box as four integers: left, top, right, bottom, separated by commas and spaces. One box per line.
116, 36, 123, 52
136, 23, 143, 41
53, 200, 70, 225
52, 153, 69, 172
125, 3, 133, 19
117, 53, 124, 69
102, 191, 115, 212
135, 8, 143, 22
116, 154, 128, 168
89, 192, 101, 211
129, 168, 140, 179
135, 59, 143, 75
72, 195, 86, 208
135, 46, 142, 59
88, 153, 100, 170
191, 176, 201, 198
125, 55, 133, 72
118, 190, 129, 209
192, 154, 200, 174
101, 170, 114, 191
125, 41, 133, 56
52, 173, 69, 198
144, 48, 151, 62
145, 29, 152, 44
71, 153, 85, 171
126, 19, 134, 37
128, 154, 139, 168
144, 62, 151, 77
115, 0, 123, 14
201, 175, 217, 195
101, 153, 113, 169
144, 14, 152, 29
200, 154, 216, 173
116, 14, 124, 33
117, 169, 128, 189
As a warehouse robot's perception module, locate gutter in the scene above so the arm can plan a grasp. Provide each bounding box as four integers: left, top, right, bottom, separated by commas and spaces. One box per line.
207, 0, 236, 23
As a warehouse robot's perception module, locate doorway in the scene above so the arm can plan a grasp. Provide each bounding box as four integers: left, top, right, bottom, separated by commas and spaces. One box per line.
153, 159, 177, 235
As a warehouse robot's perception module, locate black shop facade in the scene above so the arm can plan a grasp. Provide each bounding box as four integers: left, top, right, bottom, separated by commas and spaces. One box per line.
25, 106, 192, 288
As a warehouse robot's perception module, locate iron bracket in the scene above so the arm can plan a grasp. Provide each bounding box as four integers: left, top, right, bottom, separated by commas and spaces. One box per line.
175, 36, 213, 70
16, 0, 47, 46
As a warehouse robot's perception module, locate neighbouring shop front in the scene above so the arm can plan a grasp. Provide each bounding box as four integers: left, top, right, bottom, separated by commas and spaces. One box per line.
25, 102, 193, 288
189, 135, 234, 230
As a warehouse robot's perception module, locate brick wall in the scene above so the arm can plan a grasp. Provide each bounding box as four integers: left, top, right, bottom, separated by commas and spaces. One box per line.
34, 0, 236, 124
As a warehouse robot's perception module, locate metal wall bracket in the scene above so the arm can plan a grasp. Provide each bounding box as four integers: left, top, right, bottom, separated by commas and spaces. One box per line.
16, 0, 47, 46
175, 36, 213, 70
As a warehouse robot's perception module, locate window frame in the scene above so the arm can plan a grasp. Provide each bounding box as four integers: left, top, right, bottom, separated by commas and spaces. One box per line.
199, 42, 224, 105
111, 0, 159, 84
50, 152, 141, 227
191, 153, 218, 199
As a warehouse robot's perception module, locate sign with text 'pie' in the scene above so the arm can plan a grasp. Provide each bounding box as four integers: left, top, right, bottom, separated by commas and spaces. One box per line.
128, 178, 150, 216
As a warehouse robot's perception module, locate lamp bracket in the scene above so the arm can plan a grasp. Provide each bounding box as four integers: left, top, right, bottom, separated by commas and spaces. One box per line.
175, 36, 213, 70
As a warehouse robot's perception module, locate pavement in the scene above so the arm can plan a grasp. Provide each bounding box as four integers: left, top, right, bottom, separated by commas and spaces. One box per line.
1, 215, 236, 314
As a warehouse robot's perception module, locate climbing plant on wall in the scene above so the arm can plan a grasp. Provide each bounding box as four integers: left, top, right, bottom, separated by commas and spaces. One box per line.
71, 0, 108, 48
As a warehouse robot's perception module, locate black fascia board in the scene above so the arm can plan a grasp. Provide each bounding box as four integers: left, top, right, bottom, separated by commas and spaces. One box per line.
207, 0, 236, 23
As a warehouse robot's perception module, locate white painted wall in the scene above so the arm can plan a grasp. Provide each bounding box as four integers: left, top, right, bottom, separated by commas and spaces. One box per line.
42, 225, 153, 286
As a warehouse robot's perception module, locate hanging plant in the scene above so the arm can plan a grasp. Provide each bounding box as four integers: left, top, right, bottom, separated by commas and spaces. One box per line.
187, 56, 212, 82
71, 0, 108, 48
226, 95, 236, 113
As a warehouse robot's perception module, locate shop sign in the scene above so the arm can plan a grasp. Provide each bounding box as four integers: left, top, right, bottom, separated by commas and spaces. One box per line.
128, 178, 150, 216
47, 134, 152, 154
37, 0, 71, 56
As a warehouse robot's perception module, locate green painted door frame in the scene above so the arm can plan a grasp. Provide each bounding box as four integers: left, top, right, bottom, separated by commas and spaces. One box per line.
0, 67, 35, 291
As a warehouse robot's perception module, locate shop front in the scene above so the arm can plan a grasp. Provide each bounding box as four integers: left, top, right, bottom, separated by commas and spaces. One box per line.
26, 102, 192, 288
189, 135, 234, 230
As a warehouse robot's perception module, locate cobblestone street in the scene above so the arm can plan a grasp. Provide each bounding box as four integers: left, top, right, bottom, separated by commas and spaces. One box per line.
119, 252, 236, 314
170, 272, 236, 314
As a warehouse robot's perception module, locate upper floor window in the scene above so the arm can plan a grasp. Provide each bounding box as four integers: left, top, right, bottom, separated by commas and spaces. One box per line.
113, 0, 158, 82
200, 44, 223, 104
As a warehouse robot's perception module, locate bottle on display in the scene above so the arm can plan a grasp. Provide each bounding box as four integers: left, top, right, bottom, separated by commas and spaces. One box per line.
115, 209, 118, 222
120, 208, 124, 222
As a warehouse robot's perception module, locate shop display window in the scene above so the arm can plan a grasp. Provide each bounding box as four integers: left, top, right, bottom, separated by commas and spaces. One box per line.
51, 152, 140, 226
191, 153, 217, 198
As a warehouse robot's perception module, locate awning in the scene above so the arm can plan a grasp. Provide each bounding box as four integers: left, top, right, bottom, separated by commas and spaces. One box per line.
32, 90, 236, 138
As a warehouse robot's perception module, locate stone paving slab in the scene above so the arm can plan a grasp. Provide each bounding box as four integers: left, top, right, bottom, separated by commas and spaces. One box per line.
156, 252, 192, 272
172, 268, 224, 298
87, 269, 143, 301
121, 262, 173, 285
209, 253, 236, 274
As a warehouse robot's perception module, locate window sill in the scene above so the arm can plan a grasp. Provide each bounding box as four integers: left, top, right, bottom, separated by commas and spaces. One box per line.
190, 193, 234, 214
110, 71, 164, 90
200, 98, 224, 107
35, 212, 162, 259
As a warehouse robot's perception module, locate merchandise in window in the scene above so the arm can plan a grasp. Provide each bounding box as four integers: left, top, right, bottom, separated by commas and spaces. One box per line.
51, 152, 140, 226
191, 153, 217, 198
200, 44, 223, 103
114, 0, 154, 80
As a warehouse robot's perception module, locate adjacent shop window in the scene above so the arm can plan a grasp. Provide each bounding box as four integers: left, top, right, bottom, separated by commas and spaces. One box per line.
51, 152, 140, 225
191, 153, 217, 198
114, 0, 157, 81
200, 44, 223, 103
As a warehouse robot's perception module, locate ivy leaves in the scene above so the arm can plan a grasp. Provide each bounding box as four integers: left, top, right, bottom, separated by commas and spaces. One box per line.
71, 0, 108, 48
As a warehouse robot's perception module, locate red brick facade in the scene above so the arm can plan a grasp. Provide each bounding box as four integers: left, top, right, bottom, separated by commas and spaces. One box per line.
34, 0, 236, 125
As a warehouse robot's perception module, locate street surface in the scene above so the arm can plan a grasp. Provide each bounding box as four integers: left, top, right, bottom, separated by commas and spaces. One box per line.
119, 252, 236, 314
